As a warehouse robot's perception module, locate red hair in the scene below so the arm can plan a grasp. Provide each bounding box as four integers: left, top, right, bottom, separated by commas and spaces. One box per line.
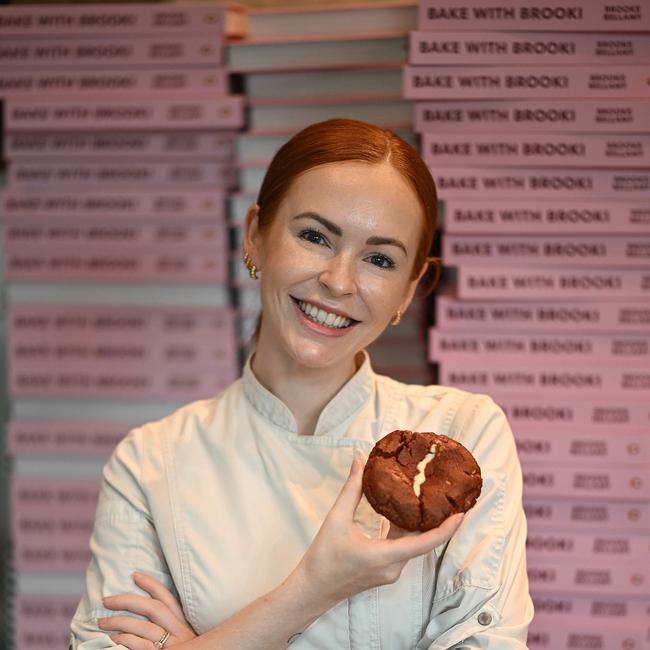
256, 119, 439, 281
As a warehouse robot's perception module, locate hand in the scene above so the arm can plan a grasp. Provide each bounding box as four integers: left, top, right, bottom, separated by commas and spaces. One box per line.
98, 572, 197, 649
293, 458, 464, 606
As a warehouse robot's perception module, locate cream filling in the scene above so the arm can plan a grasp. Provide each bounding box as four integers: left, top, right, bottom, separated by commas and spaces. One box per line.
298, 300, 352, 329
413, 443, 437, 497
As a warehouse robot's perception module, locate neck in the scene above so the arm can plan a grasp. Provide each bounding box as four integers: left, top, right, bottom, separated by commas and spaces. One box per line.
251, 342, 358, 436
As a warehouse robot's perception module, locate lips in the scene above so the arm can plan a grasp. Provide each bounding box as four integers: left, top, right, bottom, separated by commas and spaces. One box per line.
290, 296, 359, 330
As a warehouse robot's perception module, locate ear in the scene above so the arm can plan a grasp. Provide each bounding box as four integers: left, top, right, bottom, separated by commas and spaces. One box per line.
243, 203, 261, 261
397, 261, 428, 316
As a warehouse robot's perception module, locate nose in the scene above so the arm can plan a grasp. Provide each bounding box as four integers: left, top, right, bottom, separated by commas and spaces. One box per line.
318, 252, 357, 297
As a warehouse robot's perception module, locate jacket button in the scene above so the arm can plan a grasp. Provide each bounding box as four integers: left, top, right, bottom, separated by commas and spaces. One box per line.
478, 611, 492, 626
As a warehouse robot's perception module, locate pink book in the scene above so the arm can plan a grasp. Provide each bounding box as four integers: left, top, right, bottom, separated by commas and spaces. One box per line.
4, 130, 236, 161
10, 364, 237, 399
8, 419, 130, 457
442, 199, 650, 234
0, 4, 247, 38
418, 0, 650, 32
497, 395, 650, 432
5, 95, 245, 131
442, 234, 650, 267
410, 31, 650, 65
431, 168, 650, 200
522, 466, 650, 500
404, 64, 650, 100
0, 188, 226, 220
8, 160, 237, 189
435, 295, 650, 334
4, 221, 227, 251
11, 478, 100, 516
0, 67, 228, 99
456, 266, 650, 300
0, 35, 224, 68
526, 622, 645, 650
414, 99, 650, 134
524, 497, 650, 533
532, 592, 650, 624
439, 360, 650, 399
527, 557, 650, 597
429, 329, 650, 366
4, 247, 229, 283
515, 430, 649, 466
422, 132, 650, 168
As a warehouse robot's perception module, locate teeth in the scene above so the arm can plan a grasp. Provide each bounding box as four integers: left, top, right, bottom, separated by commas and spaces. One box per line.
297, 300, 351, 329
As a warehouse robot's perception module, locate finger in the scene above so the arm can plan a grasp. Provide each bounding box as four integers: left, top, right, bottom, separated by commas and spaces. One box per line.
109, 633, 153, 650
329, 457, 364, 520
133, 573, 185, 622
98, 615, 162, 641
103, 593, 171, 629
385, 513, 464, 561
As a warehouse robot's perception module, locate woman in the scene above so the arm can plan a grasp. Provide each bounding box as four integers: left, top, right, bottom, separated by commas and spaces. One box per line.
70, 119, 533, 649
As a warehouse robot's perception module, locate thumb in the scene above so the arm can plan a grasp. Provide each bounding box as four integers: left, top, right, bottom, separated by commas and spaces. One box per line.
330, 457, 365, 520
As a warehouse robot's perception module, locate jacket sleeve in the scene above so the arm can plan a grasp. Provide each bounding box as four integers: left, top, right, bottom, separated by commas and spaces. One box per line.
69, 426, 177, 649
417, 395, 534, 650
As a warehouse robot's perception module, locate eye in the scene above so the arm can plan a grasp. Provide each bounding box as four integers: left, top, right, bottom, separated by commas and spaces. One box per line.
366, 253, 395, 270
298, 228, 329, 247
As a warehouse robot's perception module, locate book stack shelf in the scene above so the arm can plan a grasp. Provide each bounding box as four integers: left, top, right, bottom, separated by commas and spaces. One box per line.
407, 0, 650, 646
227, 0, 435, 383
0, 4, 247, 648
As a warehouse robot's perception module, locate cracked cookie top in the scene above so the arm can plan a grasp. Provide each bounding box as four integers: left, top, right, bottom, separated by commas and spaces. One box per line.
362, 430, 483, 532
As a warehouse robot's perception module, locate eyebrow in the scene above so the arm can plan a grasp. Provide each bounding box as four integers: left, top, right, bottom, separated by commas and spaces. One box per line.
294, 212, 408, 256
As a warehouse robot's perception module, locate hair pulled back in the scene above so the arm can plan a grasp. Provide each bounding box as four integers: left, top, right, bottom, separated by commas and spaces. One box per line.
256, 119, 438, 280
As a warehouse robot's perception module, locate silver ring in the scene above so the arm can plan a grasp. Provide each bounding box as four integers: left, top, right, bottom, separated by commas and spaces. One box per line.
154, 630, 170, 649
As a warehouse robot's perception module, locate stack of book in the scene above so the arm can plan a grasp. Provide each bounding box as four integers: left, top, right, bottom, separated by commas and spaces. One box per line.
227, 0, 433, 383
407, 0, 650, 646
0, 3, 247, 648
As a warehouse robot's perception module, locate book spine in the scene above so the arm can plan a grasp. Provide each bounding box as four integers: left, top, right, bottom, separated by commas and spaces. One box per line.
9, 366, 237, 399
524, 497, 649, 533
429, 330, 650, 365
3, 130, 236, 161
5, 95, 245, 131
410, 31, 650, 65
0, 5, 239, 37
522, 466, 649, 500
442, 234, 650, 268
431, 167, 650, 200
439, 361, 650, 398
404, 65, 650, 100
527, 559, 649, 597
417, 1, 650, 32
0, 68, 227, 99
4, 222, 228, 251
435, 295, 650, 334
8, 161, 236, 189
526, 531, 649, 562
414, 99, 650, 134
0, 189, 226, 220
13, 535, 91, 572
442, 199, 650, 234
515, 430, 649, 466
11, 477, 100, 515
498, 396, 650, 432
8, 304, 236, 339
456, 266, 650, 300
4, 248, 229, 284
8, 420, 129, 457
0, 35, 223, 68
422, 133, 650, 168
14, 595, 79, 645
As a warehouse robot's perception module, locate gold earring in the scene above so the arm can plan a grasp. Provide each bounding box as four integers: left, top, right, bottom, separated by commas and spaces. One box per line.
390, 310, 401, 326
243, 251, 258, 280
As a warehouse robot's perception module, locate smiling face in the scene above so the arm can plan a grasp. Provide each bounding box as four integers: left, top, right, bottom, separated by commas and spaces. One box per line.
245, 161, 425, 373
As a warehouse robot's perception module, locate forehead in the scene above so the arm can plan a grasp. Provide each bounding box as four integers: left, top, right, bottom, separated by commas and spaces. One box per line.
280, 161, 424, 238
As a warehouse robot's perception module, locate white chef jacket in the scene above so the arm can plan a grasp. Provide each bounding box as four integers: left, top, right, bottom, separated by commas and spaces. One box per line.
70, 352, 533, 649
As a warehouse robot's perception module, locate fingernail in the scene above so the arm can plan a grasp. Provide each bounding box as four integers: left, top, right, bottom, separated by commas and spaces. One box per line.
132, 571, 141, 579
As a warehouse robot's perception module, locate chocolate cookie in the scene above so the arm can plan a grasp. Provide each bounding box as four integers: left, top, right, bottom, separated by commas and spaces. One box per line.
362, 430, 482, 532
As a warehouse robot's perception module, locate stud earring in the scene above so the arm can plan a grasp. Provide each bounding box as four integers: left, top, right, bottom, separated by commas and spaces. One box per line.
243, 251, 258, 280
390, 310, 402, 326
